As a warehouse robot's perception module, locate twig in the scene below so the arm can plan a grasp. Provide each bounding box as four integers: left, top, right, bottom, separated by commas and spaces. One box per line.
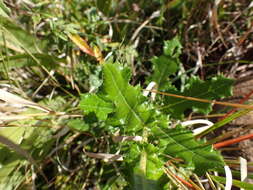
130, 10, 160, 42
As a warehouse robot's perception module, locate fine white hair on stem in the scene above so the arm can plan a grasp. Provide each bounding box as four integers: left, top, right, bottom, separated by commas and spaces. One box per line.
224, 165, 232, 190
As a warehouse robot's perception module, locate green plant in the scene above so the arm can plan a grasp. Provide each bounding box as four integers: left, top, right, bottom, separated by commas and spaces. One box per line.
71, 38, 234, 189
1, 1, 253, 189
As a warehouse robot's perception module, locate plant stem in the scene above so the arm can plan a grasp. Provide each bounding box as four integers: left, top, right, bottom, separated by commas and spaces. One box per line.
214, 133, 253, 149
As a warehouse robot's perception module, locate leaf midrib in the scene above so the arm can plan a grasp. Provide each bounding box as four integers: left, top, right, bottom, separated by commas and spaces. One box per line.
156, 126, 221, 163
106, 65, 144, 125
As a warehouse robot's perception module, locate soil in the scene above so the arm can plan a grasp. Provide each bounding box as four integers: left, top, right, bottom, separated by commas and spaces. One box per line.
212, 69, 253, 165
230, 77, 253, 162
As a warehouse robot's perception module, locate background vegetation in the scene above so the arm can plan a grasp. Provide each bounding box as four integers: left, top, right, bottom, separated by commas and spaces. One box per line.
0, 0, 253, 189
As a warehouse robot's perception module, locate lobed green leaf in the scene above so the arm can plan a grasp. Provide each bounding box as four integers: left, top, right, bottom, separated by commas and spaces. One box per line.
80, 62, 151, 132
151, 55, 179, 90
152, 125, 224, 175
162, 75, 234, 119
126, 144, 165, 190
80, 94, 114, 120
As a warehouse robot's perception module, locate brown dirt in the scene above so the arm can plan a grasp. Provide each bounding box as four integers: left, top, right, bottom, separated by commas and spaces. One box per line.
225, 75, 253, 162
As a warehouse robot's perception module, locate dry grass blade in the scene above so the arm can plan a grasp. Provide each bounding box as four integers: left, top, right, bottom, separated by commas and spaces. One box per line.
240, 157, 247, 190
0, 112, 64, 123
163, 167, 190, 190
0, 89, 52, 112
85, 152, 123, 162
68, 34, 95, 57
0, 134, 48, 182
112, 135, 142, 143
130, 10, 160, 42
224, 165, 232, 190
206, 172, 218, 190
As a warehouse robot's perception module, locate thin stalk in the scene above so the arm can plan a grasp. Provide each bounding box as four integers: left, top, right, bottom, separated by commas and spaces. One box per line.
214, 133, 253, 149
219, 89, 253, 120
196, 109, 252, 138
143, 89, 253, 110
